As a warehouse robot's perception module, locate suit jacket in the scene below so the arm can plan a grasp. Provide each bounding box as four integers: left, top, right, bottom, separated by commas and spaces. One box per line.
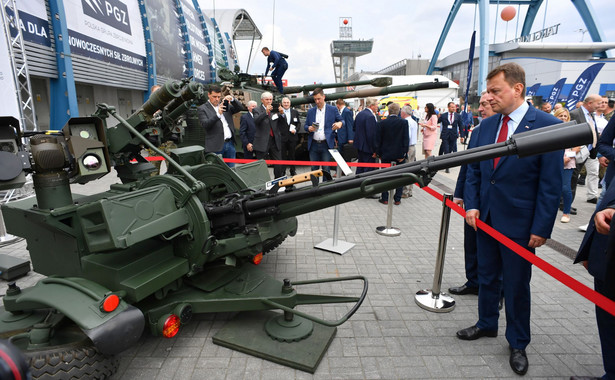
439, 112, 461, 139
303, 104, 342, 150
571, 106, 598, 159
336, 107, 355, 146
253, 105, 281, 152
239, 112, 256, 147
277, 108, 301, 143
353, 108, 377, 154
575, 176, 615, 283
454, 125, 481, 199
197, 99, 242, 152
464, 106, 563, 239
374, 115, 409, 161
597, 117, 615, 187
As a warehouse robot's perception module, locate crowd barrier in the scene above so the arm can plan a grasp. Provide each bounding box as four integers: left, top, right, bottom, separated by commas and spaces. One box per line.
145, 155, 615, 317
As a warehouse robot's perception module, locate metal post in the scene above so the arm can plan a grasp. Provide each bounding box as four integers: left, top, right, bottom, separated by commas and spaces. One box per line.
376, 162, 401, 237
415, 193, 456, 312
314, 149, 355, 255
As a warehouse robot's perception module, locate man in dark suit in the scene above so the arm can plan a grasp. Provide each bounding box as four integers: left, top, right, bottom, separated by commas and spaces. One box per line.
303, 88, 343, 183
449, 92, 495, 296
253, 91, 284, 179
458, 63, 563, 376
572, 178, 615, 380
570, 94, 603, 204
439, 101, 461, 159
335, 99, 354, 151
262, 47, 288, 94
197, 84, 242, 167
353, 97, 379, 175
239, 100, 257, 159
374, 103, 408, 205
277, 97, 301, 177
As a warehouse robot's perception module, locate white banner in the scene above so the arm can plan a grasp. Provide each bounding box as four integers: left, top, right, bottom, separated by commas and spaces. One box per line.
9, 0, 51, 47
64, 0, 146, 71
179, 0, 211, 83
0, 33, 20, 119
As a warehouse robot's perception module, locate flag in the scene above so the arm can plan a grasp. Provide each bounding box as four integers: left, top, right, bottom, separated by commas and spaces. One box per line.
526, 83, 541, 97
463, 31, 476, 114
547, 78, 567, 107
565, 63, 605, 111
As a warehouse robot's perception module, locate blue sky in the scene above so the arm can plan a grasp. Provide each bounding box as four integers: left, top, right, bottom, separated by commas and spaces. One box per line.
202, 0, 615, 86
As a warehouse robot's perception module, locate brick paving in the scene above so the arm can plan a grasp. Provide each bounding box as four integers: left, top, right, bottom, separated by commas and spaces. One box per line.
0, 152, 607, 379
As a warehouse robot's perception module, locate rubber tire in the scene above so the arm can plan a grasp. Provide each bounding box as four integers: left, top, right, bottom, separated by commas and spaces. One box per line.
26, 341, 119, 380
9, 327, 118, 380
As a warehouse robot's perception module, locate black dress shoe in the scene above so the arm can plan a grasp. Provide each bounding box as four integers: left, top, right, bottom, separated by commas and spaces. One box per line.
456, 325, 497, 340
587, 198, 598, 204
448, 285, 479, 295
498, 296, 504, 310
570, 207, 577, 215
510, 348, 528, 375
378, 199, 388, 205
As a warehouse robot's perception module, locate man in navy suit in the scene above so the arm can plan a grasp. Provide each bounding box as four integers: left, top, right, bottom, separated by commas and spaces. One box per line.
353, 98, 379, 175
239, 100, 257, 159
457, 63, 563, 376
335, 99, 354, 152
304, 88, 343, 183
439, 102, 461, 159
262, 47, 288, 94
449, 92, 495, 296
571, 179, 615, 380
374, 103, 408, 205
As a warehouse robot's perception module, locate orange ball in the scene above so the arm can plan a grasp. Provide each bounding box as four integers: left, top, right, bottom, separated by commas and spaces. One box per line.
343, 19, 348, 25
501, 6, 516, 22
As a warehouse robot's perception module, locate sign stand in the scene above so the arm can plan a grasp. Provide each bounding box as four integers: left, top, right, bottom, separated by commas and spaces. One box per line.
314, 149, 355, 255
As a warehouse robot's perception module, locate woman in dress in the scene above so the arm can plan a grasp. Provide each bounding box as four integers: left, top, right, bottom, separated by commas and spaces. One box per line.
419, 103, 438, 157
554, 107, 578, 223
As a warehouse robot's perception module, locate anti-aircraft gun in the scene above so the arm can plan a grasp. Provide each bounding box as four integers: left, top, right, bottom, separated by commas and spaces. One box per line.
0, 78, 595, 378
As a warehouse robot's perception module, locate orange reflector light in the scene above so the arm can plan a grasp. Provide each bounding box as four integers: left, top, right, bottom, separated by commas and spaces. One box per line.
101, 294, 120, 313
252, 252, 263, 265
162, 314, 181, 338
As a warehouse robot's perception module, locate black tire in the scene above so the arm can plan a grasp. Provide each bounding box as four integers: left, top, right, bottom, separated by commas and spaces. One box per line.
10, 326, 119, 380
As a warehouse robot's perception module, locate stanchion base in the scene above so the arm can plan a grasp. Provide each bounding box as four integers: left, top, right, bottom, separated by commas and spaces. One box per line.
375, 226, 401, 237
0, 234, 18, 244
314, 238, 355, 255
414, 289, 456, 313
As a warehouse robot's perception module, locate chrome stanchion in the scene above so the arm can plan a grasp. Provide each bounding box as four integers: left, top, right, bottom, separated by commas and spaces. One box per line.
415, 193, 456, 312
376, 162, 401, 237
314, 149, 356, 255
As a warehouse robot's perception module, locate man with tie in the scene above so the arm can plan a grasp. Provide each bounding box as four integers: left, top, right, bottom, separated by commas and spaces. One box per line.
253, 91, 284, 178
335, 98, 354, 152
457, 63, 563, 376
239, 100, 257, 159
303, 88, 343, 182
197, 85, 242, 167
277, 97, 301, 177
570, 94, 603, 204
438, 102, 461, 159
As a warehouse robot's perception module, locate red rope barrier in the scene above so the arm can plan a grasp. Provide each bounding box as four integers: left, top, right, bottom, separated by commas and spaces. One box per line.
420, 185, 615, 317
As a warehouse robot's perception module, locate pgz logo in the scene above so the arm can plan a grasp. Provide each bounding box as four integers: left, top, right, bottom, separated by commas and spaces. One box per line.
82, 0, 132, 35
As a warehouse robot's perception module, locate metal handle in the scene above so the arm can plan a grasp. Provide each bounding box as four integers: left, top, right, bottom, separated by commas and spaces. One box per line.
261, 275, 368, 327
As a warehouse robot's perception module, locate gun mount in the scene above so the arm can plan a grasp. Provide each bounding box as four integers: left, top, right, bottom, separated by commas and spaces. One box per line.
0, 75, 595, 377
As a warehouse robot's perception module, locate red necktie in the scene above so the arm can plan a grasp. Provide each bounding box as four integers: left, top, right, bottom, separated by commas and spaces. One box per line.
268, 110, 274, 137
494, 115, 510, 168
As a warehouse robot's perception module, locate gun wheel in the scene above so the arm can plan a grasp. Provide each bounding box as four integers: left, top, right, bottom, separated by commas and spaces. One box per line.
9, 326, 119, 380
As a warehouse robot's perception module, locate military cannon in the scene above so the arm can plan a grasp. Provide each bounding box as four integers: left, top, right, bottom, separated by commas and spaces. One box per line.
0, 77, 595, 378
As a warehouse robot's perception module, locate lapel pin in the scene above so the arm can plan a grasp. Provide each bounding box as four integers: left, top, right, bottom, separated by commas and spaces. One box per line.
524, 125, 530, 129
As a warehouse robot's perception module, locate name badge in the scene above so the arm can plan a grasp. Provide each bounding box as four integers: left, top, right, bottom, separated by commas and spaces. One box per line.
447, 125, 452, 129
271, 114, 279, 120
293, 118, 298, 122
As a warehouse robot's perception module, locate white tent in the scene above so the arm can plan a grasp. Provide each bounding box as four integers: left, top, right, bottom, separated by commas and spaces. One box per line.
352, 74, 460, 113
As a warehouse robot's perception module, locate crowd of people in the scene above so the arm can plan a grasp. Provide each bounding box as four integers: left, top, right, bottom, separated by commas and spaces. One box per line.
193, 62, 614, 378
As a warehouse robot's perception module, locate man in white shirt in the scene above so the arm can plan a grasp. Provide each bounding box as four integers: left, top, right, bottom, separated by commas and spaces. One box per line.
401, 105, 418, 197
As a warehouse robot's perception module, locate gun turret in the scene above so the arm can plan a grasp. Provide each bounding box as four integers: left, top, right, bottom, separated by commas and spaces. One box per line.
290, 80, 449, 107
283, 77, 393, 95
